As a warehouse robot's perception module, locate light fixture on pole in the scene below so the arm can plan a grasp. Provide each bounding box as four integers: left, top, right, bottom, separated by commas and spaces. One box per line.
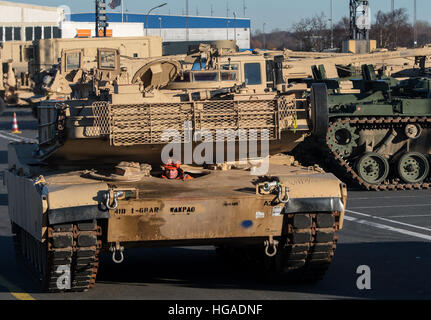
330, 0, 333, 49
413, 0, 417, 47
186, 0, 189, 41
158, 17, 162, 37
145, 2, 167, 36
233, 12, 237, 43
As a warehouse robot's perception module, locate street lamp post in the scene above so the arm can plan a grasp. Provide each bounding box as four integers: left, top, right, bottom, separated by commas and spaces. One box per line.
330, 0, 333, 50
414, 0, 417, 47
226, 20, 230, 40
186, 0, 189, 41
145, 3, 167, 36
158, 17, 162, 38
233, 12, 237, 43
263, 22, 266, 49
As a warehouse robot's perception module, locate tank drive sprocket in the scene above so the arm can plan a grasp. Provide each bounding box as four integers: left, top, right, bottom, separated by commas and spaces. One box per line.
326, 120, 359, 157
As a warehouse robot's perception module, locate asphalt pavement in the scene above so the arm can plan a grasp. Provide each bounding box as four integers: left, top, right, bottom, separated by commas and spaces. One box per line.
0, 106, 430, 300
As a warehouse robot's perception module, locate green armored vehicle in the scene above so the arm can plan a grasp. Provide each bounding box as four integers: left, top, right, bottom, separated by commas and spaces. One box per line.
295, 64, 431, 191
5, 43, 346, 292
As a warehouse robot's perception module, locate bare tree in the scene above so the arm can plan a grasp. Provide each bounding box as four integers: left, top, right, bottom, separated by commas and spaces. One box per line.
251, 8, 425, 51
292, 12, 330, 51
415, 21, 431, 47
370, 8, 412, 49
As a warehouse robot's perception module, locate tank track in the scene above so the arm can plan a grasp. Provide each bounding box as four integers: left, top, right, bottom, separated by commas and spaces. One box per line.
272, 211, 340, 283
217, 212, 340, 283
11, 220, 102, 292
326, 116, 431, 191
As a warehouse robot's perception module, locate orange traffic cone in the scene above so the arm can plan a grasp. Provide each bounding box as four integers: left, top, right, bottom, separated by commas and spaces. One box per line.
12, 112, 22, 134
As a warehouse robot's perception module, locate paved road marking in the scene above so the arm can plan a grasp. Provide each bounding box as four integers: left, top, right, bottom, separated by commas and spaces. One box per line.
0, 131, 37, 143
347, 210, 431, 233
350, 195, 427, 200
0, 275, 35, 300
0, 132, 23, 143
349, 204, 431, 209
344, 215, 431, 241
387, 214, 431, 218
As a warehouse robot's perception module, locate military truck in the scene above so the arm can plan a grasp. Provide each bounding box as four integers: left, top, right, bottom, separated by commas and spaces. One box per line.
5, 42, 347, 291
0, 36, 163, 116
293, 64, 431, 191
0, 41, 33, 112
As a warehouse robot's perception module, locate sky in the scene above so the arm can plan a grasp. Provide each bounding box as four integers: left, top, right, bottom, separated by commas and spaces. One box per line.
10, 0, 427, 33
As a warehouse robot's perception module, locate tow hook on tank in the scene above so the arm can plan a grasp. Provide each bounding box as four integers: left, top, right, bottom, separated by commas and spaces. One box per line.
264, 235, 279, 257
110, 242, 125, 264
260, 181, 289, 204
102, 190, 124, 210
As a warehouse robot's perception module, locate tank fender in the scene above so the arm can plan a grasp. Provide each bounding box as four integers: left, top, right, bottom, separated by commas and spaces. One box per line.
46, 182, 111, 225
48, 205, 110, 225
284, 197, 344, 214
277, 172, 345, 214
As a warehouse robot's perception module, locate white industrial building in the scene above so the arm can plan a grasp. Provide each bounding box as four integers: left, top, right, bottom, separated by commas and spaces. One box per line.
0, 1, 251, 49
67, 12, 251, 49
0, 1, 63, 41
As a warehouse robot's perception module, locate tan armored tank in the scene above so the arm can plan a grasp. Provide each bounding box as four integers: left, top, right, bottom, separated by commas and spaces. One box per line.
267, 46, 431, 88
5, 43, 347, 292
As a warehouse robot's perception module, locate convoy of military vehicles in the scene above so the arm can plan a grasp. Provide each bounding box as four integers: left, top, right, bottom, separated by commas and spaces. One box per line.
2, 19, 431, 292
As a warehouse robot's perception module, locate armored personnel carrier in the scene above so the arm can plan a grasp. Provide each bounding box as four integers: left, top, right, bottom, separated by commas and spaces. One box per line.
294, 64, 431, 191
5, 43, 346, 292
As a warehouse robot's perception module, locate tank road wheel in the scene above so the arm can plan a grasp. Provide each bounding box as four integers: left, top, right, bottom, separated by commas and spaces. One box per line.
327, 120, 359, 157
356, 152, 390, 185
310, 83, 329, 139
404, 124, 422, 140
11, 220, 102, 292
397, 152, 430, 184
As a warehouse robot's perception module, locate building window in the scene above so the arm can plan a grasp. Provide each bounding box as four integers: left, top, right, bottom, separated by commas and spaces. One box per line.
14, 27, 21, 41
53, 27, 61, 38
25, 27, 33, 41
34, 27, 42, 40
5, 27, 12, 41
0, 27, 3, 42
44, 27, 52, 39
244, 63, 262, 85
